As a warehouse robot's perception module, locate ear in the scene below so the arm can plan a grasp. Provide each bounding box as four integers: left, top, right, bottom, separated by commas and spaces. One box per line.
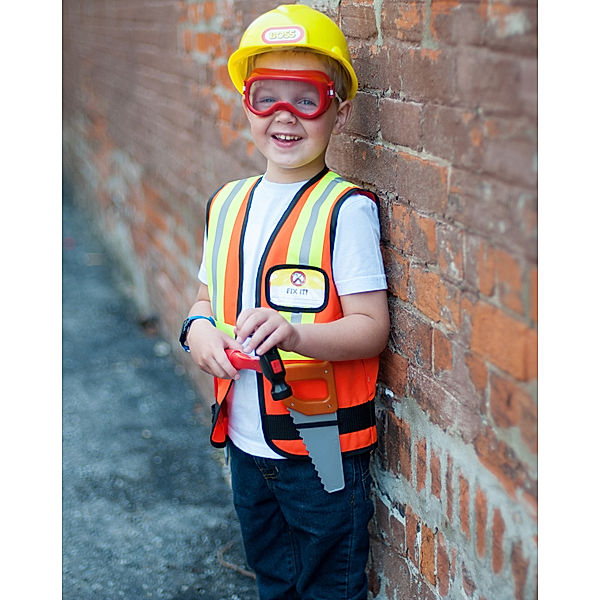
332, 100, 352, 134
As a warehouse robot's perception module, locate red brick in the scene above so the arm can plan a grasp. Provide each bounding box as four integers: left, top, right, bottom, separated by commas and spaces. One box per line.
433, 329, 453, 375
494, 247, 525, 315
143, 202, 168, 233
420, 523, 436, 585
405, 505, 419, 564
450, 171, 536, 258
396, 152, 449, 213
186, 4, 199, 23
382, 246, 409, 301
475, 486, 487, 558
383, 551, 414, 599
410, 267, 443, 323
385, 412, 412, 482
389, 203, 437, 263
195, 31, 221, 54
390, 308, 432, 371
459, 472, 470, 540
465, 351, 488, 394
351, 41, 402, 93
436, 531, 450, 596
468, 237, 495, 296
389, 511, 406, 557
340, 4, 378, 39
456, 47, 523, 114
367, 561, 381, 599
202, 1, 216, 21
413, 214, 438, 263
490, 374, 521, 428
380, 98, 423, 150
511, 541, 529, 600
332, 137, 399, 191
430, 0, 484, 46
490, 374, 538, 453
416, 438, 427, 492
410, 266, 461, 331
423, 104, 483, 170
517, 56, 538, 119
373, 495, 390, 538
474, 426, 536, 499
482, 116, 537, 188
530, 266, 537, 324
401, 47, 456, 104
462, 562, 476, 598
388, 202, 411, 254
450, 546, 458, 582
369, 538, 396, 597
485, 4, 538, 56
408, 367, 459, 434
382, 0, 425, 42
469, 300, 536, 381
446, 454, 454, 523
182, 29, 193, 53
345, 91, 379, 139
430, 447, 442, 500
379, 347, 409, 398
438, 223, 465, 282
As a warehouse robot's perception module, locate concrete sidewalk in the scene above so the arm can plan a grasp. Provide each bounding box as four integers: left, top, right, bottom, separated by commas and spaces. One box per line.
62, 191, 258, 600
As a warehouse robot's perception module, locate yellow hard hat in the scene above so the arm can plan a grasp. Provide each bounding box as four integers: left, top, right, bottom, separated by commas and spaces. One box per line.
228, 4, 358, 100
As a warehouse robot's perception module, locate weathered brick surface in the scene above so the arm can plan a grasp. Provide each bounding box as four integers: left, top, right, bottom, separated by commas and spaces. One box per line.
63, 1, 537, 598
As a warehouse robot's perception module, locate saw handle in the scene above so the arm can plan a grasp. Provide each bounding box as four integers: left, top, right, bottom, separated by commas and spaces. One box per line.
225, 349, 261, 372
259, 347, 293, 400
224, 347, 293, 401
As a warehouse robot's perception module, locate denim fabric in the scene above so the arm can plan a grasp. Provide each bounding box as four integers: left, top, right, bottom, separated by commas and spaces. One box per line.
228, 442, 374, 600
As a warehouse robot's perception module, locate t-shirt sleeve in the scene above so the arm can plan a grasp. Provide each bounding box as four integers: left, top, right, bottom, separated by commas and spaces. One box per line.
198, 228, 208, 284
332, 194, 387, 296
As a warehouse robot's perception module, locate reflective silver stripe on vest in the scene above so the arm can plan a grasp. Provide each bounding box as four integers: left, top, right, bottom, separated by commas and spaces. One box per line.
289, 176, 345, 324
298, 176, 344, 263
210, 179, 247, 315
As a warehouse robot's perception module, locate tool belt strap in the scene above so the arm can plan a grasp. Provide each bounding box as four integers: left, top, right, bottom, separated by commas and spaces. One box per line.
264, 402, 375, 441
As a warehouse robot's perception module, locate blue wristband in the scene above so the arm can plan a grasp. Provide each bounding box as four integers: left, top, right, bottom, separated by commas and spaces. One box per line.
179, 315, 216, 352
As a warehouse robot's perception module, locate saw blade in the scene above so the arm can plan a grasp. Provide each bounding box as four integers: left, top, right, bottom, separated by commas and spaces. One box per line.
289, 409, 345, 493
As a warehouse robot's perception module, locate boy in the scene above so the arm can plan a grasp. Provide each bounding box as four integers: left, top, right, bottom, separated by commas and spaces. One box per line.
179, 5, 389, 599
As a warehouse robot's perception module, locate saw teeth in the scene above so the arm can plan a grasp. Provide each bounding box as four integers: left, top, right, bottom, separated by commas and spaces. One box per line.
275, 134, 301, 141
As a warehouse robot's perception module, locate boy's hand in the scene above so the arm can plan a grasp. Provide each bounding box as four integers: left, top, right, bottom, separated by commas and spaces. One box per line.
187, 318, 243, 380
235, 308, 300, 356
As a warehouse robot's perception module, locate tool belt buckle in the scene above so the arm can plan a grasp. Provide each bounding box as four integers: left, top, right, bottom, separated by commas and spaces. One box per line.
281, 361, 338, 416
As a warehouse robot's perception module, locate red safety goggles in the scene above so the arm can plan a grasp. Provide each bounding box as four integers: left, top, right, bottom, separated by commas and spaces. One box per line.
243, 69, 340, 119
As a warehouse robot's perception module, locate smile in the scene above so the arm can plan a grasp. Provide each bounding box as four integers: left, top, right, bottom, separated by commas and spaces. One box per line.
273, 134, 302, 141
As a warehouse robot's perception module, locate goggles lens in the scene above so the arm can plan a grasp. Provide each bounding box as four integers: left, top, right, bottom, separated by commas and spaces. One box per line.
243, 69, 337, 119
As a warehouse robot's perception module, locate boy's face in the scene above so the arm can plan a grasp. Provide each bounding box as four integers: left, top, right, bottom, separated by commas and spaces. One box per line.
242, 51, 351, 183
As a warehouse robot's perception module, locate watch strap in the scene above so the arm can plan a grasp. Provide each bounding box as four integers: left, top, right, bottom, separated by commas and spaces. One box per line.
179, 315, 216, 352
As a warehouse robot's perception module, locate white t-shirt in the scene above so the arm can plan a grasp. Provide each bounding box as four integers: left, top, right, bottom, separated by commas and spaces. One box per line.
198, 176, 387, 458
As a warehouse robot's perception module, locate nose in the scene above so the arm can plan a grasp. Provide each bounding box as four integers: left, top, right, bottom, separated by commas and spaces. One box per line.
274, 108, 297, 123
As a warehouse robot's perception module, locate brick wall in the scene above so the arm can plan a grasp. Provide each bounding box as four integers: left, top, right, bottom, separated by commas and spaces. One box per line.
63, 1, 537, 598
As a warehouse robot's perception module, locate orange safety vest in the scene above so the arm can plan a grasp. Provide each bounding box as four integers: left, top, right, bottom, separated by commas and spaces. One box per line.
205, 168, 380, 458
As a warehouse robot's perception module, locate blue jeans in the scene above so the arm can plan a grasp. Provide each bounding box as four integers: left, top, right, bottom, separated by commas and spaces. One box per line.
228, 442, 374, 600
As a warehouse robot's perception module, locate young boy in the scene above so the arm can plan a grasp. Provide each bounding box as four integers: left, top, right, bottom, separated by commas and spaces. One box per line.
179, 5, 389, 599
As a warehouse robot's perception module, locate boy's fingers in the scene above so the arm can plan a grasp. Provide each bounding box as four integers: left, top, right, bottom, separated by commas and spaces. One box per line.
225, 337, 244, 352
215, 352, 240, 380
242, 321, 277, 354
235, 309, 261, 337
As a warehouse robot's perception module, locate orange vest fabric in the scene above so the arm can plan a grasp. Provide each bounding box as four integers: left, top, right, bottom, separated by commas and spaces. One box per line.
206, 168, 380, 458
